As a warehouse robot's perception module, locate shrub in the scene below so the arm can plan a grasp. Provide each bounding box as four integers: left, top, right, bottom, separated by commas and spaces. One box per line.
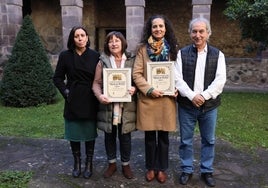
0, 15, 57, 107
224, 0, 268, 49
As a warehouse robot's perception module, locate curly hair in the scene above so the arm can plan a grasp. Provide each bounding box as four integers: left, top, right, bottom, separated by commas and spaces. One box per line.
140, 15, 179, 60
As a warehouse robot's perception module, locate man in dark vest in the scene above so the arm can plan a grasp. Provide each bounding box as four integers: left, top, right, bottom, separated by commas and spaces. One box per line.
175, 17, 226, 187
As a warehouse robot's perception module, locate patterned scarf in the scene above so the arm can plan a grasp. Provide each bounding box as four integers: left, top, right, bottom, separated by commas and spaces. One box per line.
147, 35, 170, 61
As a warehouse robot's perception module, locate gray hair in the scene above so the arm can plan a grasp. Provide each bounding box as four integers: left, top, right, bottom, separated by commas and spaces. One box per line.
188, 17, 212, 39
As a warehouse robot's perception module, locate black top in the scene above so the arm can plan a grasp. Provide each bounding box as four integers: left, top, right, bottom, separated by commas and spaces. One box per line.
53, 48, 100, 120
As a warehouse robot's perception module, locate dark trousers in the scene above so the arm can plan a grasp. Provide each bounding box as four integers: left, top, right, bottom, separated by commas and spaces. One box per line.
145, 130, 169, 171
105, 124, 131, 163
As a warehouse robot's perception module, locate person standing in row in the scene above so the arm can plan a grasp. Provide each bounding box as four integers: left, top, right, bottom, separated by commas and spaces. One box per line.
92, 31, 137, 179
175, 17, 226, 187
53, 26, 100, 179
133, 15, 178, 184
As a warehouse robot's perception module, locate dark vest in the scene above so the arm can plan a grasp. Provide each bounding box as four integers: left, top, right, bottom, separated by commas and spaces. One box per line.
177, 44, 221, 112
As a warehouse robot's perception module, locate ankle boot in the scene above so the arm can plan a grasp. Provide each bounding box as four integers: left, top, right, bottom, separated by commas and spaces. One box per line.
122, 164, 134, 179
72, 151, 81, 178
103, 163, 117, 178
83, 156, 92, 179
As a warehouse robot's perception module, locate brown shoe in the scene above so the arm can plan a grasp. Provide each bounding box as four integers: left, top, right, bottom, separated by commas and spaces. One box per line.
122, 165, 134, 179
157, 171, 167, 183
103, 163, 117, 178
145, 170, 155, 182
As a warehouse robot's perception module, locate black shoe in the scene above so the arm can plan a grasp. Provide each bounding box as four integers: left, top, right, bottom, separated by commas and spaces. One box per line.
201, 173, 216, 187
179, 172, 192, 185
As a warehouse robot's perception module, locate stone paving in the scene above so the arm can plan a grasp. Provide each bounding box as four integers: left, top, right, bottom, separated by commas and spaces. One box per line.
0, 130, 267, 188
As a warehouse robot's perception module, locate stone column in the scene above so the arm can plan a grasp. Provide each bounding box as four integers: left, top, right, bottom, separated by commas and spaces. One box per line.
0, 0, 23, 66
125, 0, 145, 53
192, 0, 212, 20
60, 0, 83, 50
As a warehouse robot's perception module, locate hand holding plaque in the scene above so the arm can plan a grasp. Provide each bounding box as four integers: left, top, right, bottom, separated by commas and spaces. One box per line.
147, 61, 175, 95
103, 68, 132, 102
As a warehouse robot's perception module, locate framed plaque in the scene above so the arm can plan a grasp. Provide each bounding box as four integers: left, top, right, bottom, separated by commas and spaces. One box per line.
103, 68, 132, 102
147, 61, 175, 95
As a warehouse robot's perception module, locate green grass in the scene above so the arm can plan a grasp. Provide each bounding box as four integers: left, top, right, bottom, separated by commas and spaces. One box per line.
0, 171, 33, 188
217, 92, 268, 150
0, 94, 64, 139
0, 92, 267, 150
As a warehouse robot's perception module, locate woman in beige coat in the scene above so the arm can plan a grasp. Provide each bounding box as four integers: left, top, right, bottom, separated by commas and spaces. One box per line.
133, 15, 178, 184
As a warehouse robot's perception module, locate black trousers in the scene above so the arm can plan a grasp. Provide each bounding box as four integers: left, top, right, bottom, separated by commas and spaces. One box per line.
105, 124, 131, 163
145, 130, 169, 171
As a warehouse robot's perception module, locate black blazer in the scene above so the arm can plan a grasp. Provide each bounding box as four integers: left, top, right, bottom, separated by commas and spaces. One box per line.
53, 48, 100, 120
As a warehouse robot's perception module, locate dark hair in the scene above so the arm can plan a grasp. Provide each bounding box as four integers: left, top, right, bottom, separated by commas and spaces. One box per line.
140, 15, 179, 60
104, 31, 128, 56
67, 26, 90, 50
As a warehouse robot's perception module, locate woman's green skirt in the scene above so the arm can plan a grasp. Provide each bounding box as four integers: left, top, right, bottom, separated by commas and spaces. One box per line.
64, 119, 97, 142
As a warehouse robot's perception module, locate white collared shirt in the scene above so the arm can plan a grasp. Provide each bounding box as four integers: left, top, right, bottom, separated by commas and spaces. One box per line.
174, 44, 226, 101
110, 53, 127, 68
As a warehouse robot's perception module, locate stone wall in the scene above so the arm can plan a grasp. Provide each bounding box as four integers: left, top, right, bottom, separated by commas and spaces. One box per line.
0, 0, 260, 62
29, 0, 258, 59
225, 59, 268, 92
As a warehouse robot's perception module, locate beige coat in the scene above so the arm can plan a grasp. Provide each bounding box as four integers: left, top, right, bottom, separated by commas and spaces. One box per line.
133, 45, 177, 132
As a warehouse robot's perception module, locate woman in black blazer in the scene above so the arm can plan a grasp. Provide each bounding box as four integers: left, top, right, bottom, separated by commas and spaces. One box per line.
53, 26, 100, 179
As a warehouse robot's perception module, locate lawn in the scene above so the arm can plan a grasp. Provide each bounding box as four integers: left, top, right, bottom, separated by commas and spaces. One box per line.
0, 94, 64, 139
217, 92, 268, 149
0, 92, 267, 150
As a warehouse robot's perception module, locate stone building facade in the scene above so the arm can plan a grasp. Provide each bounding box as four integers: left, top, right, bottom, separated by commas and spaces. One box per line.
0, 0, 267, 91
